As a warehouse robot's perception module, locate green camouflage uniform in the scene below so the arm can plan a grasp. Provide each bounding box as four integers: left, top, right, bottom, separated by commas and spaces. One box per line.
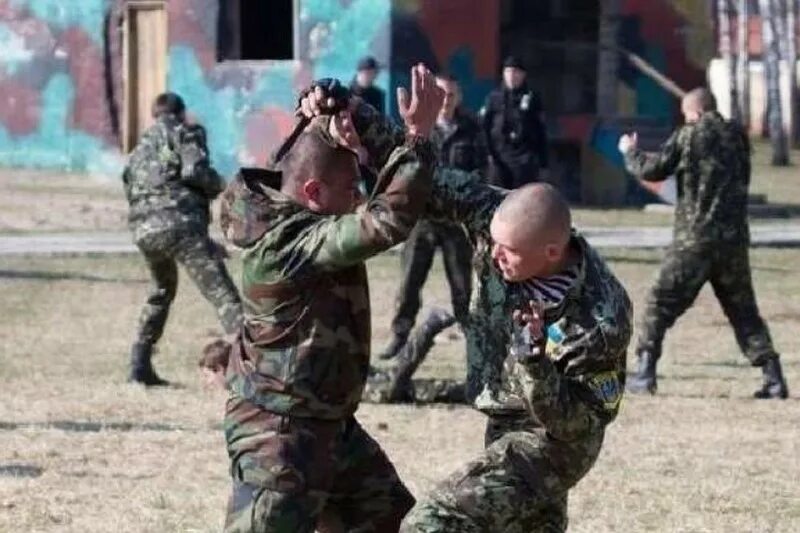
353, 112, 632, 531
624, 111, 780, 367
219, 112, 434, 532
413, 177, 632, 532
122, 115, 243, 347
389, 109, 487, 340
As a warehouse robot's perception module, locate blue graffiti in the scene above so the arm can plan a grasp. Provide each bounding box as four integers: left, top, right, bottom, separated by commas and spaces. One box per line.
303, 0, 391, 82
0, 23, 35, 75
9, 0, 107, 43
0, 73, 122, 175
168, 46, 297, 177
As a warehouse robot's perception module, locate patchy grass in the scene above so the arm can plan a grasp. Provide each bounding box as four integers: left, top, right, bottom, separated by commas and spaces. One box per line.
0, 248, 798, 532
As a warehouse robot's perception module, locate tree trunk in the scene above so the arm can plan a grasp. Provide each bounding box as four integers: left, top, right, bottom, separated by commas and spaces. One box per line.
596, 0, 621, 117
761, 0, 790, 165
719, 0, 740, 121
737, 0, 751, 129
786, 0, 798, 144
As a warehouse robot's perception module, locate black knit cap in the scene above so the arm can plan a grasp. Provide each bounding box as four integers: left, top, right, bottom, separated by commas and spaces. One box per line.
502, 55, 526, 70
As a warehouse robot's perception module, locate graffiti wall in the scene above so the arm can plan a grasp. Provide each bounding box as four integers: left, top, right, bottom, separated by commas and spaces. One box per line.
0, 0, 120, 175
0, 0, 393, 178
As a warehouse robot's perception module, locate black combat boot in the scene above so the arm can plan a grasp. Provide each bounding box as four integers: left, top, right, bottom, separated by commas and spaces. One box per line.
627, 349, 659, 394
128, 342, 169, 386
754, 357, 788, 399
378, 333, 408, 361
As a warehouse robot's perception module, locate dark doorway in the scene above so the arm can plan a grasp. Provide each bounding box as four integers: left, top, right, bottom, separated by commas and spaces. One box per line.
218, 0, 294, 61
500, 0, 600, 114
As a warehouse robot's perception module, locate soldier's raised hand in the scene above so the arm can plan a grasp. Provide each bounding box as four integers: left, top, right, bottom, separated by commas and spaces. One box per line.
618, 132, 638, 155
397, 63, 444, 138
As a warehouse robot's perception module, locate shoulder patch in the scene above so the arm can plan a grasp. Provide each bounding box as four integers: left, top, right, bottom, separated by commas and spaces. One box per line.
586, 371, 622, 411
520, 93, 531, 111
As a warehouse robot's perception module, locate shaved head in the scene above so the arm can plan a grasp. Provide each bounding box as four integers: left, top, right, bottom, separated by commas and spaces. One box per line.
490, 183, 573, 281
277, 118, 361, 214
494, 183, 571, 247
681, 88, 716, 123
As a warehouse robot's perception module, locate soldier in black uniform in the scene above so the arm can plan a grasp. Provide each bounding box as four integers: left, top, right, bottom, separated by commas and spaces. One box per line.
482, 55, 548, 189
379, 73, 487, 360
350, 56, 386, 115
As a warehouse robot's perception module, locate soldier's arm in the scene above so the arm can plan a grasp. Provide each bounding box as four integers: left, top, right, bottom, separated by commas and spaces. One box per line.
179, 124, 226, 198
306, 139, 434, 270
349, 98, 407, 171
473, 120, 490, 174
426, 167, 504, 238
480, 95, 502, 162
623, 129, 682, 182
529, 94, 549, 169
514, 317, 630, 441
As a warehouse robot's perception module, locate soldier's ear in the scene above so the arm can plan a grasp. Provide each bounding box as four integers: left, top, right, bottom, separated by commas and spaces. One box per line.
302, 179, 323, 207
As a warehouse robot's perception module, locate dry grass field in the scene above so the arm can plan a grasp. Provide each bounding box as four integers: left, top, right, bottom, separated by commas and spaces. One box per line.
1, 142, 799, 531
1, 248, 799, 533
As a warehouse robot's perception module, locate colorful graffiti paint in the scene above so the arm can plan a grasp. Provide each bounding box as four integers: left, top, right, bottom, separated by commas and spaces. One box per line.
0, 0, 716, 206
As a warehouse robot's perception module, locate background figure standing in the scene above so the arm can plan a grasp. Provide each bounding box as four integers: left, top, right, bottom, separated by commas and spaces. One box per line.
620, 88, 788, 399
380, 73, 486, 360
482, 55, 549, 189
350, 55, 386, 115
122, 93, 243, 386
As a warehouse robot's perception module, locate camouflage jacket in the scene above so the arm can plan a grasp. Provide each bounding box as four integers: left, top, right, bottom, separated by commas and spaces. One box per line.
220, 115, 434, 420
357, 116, 633, 442
431, 108, 487, 174
432, 173, 632, 439
624, 111, 751, 246
122, 115, 225, 241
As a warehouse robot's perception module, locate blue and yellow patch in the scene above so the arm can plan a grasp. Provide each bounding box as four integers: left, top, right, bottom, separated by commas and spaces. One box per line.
587, 371, 622, 411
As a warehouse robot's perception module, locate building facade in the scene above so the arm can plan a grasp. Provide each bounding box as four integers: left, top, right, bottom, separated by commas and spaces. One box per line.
0, 0, 720, 204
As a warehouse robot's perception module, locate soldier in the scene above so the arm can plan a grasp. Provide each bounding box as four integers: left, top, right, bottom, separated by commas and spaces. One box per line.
482, 55, 549, 189
122, 92, 243, 386
220, 66, 443, 532
307, 83, 632, 531
350, 55, 386, 115
619, 88, 789, 399
379, 72, 486, 360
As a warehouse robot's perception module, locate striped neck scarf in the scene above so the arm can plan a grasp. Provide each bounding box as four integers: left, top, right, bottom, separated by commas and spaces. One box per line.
518, 265, 580, 306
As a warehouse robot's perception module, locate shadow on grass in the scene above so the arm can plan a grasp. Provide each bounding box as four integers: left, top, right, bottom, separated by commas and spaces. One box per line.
0, 269, 147, 284
605, 255, 798, 273
0, 420, 185, 433
0, 464, 44, 478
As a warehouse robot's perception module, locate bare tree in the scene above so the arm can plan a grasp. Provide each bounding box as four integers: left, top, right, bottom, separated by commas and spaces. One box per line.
761, 0, 790, 165
720, 0, 740, 121
737, 0, 751, 128
786, 0, 798, 144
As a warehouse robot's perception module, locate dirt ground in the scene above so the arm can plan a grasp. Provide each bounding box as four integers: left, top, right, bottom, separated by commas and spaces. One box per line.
0, 248, 798, 532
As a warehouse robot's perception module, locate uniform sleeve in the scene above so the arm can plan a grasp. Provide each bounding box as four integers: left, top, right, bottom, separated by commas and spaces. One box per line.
286, 138, 435, 272
426, 167, 504, 237
623, 129, 683, 182
528, 93, 549, 169
515, 318, 630, 441
350, 99, 406, 171
179, 124, 226, 198
480, 94, 502, 162
473, 122, 490, 174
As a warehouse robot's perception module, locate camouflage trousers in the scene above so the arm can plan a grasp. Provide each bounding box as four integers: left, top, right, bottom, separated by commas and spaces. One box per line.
487, 154, 539, 190
638, 242, 778, 366
134, 228, 243, 346
391, 221, 472, 338
402, 414, 603, 533
364, 308, 465, 404
224, 397, 414, 532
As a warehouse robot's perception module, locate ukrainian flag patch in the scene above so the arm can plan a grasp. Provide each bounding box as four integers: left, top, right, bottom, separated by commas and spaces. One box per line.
587, 371, 622, 410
